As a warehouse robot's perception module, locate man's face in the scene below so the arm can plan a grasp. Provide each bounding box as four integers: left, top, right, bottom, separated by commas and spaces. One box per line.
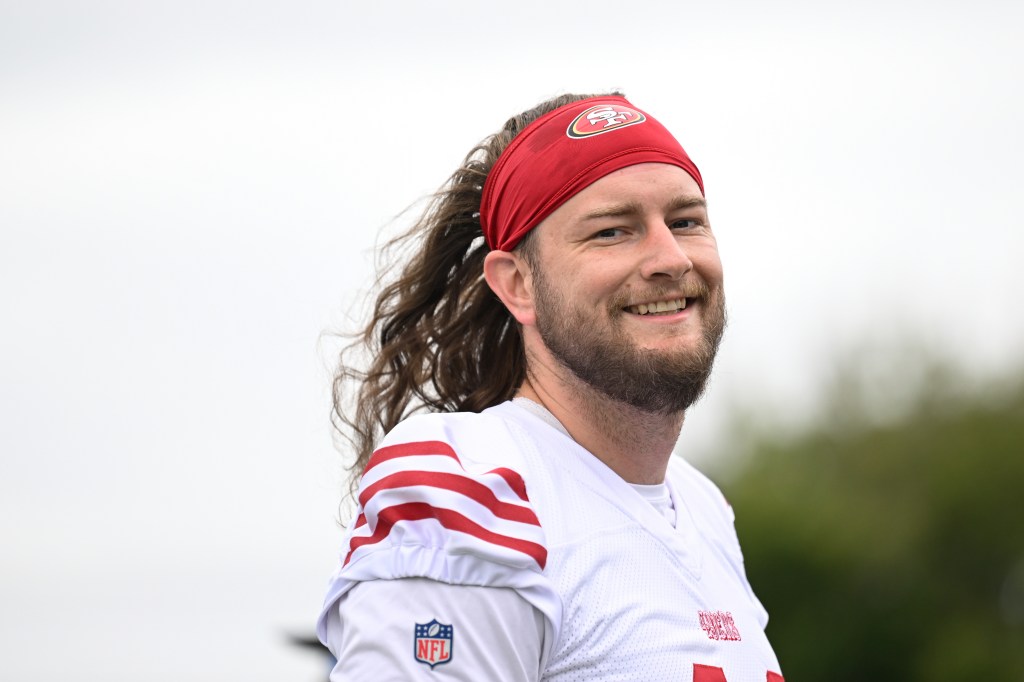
527, 163, 726, 414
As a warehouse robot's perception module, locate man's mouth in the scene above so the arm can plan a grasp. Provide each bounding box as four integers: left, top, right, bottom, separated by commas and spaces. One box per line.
625, 298, 690, 316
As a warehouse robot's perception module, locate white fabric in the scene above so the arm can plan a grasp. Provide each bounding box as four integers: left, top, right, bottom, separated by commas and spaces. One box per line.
325, 578, 546, 681
319, 400, 782, 681
512, 396, 570, 436
630, 480, 677, 527
345, 442, 547, 573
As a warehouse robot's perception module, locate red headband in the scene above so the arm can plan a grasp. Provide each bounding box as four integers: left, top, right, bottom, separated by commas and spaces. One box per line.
479, 96, 703, 252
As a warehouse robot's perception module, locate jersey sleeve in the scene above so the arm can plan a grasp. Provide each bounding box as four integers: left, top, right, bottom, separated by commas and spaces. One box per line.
322, 578, 547, 681
317, 415, 562, 670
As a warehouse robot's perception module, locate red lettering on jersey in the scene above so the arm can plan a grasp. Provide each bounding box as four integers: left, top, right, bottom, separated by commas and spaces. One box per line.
698, 610, 742, 641
767, 673, 785, 681
417, 640, 429, 659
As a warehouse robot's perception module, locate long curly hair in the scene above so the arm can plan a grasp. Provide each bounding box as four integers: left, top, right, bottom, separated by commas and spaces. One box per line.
332, 91, 621, 492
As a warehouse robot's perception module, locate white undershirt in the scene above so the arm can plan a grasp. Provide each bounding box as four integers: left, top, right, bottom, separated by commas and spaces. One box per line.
631, 481, 678, 527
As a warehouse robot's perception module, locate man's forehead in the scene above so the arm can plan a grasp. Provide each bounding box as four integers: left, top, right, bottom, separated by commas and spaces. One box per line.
558, 163, 706, 219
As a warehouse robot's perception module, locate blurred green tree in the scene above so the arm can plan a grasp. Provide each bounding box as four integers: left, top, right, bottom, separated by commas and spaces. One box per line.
718, 358, 1024, 681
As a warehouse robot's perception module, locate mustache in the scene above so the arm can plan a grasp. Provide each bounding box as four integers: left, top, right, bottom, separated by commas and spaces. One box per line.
610, 278, 717, 309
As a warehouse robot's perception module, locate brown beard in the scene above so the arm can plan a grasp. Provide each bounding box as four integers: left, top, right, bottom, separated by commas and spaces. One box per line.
531, 266, 727, 415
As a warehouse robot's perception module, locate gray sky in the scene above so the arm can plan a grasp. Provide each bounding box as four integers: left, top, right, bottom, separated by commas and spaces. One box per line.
2, 1, 1022, 679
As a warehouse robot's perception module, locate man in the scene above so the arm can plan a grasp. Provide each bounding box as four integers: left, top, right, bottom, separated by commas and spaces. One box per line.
318, 93, 782, 681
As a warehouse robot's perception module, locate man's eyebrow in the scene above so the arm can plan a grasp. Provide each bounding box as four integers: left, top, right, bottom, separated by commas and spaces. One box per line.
581, 200, 645, 221
666, 196, 707, 212
581, 196, 707, 221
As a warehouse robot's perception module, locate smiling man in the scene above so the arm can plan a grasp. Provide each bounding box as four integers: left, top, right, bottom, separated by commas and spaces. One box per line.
319, 94, 782, 681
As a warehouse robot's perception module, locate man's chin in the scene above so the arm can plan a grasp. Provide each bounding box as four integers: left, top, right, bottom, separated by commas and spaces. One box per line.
631, 335, 710, 359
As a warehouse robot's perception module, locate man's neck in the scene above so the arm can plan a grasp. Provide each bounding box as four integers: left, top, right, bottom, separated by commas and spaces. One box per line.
516, 355, 685, 485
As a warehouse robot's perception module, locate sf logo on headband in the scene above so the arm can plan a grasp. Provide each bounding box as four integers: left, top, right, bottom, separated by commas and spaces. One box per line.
567, 104, 647, 138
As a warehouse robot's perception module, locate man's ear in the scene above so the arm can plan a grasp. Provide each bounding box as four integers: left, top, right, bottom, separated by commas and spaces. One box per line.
483, 249, 536, 326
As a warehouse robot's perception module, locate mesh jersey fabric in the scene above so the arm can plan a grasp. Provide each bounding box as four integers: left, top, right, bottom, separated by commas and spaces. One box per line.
324, 578, 546, 680
318, 400, 781, 681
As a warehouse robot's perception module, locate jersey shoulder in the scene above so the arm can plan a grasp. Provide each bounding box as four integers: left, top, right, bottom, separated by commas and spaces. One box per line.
343, 410, 548, 577
667, 454, 735, 525
318, 408, 562, 654
666, 456, 746, 567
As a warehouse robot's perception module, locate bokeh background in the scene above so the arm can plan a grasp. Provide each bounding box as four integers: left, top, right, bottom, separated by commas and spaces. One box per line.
2, 1, 1021, 679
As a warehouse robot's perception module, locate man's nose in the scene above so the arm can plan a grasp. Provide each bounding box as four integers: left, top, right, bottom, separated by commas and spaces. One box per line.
639, 225, 693, 281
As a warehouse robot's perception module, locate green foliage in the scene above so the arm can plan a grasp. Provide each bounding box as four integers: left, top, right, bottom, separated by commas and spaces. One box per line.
721, 365, 1024, 681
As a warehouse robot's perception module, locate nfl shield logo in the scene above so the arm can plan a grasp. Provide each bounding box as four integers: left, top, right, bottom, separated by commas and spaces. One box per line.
414, 619, 453, 668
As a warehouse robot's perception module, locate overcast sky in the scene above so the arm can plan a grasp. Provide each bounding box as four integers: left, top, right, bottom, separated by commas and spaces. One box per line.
2, 1, 1022, 679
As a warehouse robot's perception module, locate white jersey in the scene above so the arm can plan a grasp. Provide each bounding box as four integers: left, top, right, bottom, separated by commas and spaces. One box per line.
318, 400, 782, 681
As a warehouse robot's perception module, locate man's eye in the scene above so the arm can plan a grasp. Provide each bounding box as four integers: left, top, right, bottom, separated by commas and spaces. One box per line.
593, 228, 624, 239
671, 219, 699, 230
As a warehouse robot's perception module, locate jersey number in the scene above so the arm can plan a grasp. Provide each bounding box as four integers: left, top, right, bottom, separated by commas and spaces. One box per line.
693, 664, 784, 681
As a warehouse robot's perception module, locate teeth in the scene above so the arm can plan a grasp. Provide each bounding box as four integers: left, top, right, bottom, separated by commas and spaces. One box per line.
628, 298, 687, 315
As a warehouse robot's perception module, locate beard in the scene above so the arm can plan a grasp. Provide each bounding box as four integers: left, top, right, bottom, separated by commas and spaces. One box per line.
531, 268, 727, 415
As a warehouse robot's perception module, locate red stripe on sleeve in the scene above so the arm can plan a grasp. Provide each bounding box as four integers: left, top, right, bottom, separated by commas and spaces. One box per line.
487, 467, 529, 501
358, 471, 541, 526
343, 502, 547, 570
364, 441, 530, 504
364, 441, 459, 474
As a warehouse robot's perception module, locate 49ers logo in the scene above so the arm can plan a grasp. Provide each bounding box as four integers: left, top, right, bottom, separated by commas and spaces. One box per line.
566, 103, 647, 138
